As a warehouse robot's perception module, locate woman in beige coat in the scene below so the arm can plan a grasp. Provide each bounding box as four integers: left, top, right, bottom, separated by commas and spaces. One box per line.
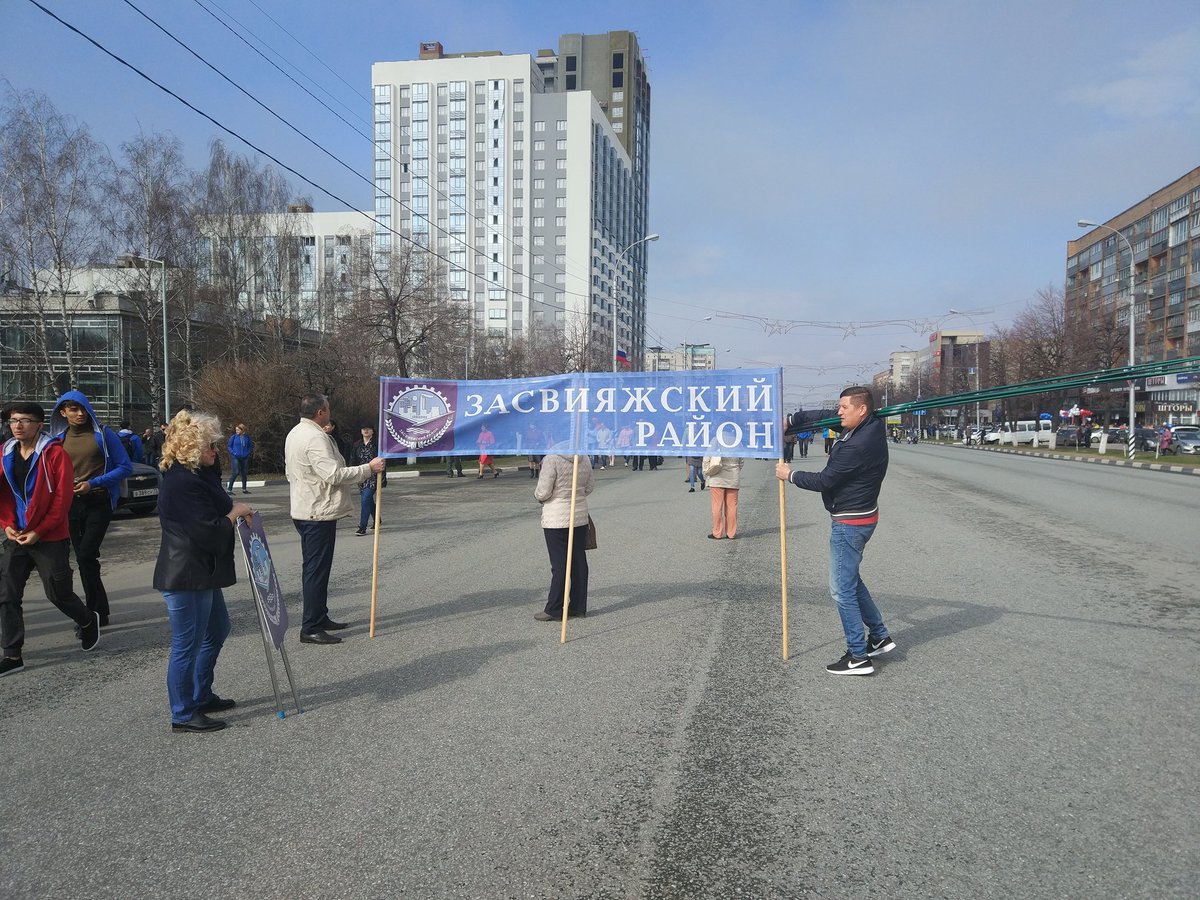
702, 456, 744, 539
533, 454, 595, 621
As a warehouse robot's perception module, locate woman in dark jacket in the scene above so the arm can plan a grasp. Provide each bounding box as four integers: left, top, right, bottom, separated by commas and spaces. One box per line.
154, 410, 252, 733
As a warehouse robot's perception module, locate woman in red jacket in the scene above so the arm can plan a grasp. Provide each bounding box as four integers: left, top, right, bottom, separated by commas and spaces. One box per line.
0, 402, 100, 677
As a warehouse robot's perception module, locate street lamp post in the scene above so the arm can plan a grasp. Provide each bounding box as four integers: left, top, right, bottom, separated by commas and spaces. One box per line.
1077, 219, 1136, 459
948, 308, 985, 434
139, 255, 170, 422
612, 233, 659, 373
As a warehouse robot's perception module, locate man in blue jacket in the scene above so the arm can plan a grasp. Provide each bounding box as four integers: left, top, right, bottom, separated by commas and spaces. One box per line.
776, 386, 895, 676
49, 391, 132, 627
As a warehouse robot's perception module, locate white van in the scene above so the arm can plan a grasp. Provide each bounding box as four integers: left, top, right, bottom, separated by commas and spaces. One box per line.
984, 420, 1051, 445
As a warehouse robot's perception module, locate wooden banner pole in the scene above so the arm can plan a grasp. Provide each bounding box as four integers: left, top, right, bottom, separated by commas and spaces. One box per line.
369, 469, 383, 638
560, 455, 581, 645
779, 471, 790, 661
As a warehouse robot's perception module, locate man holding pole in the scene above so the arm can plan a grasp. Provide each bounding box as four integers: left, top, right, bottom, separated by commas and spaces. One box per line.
775, 386, 894, 676
285, 394, 385, 645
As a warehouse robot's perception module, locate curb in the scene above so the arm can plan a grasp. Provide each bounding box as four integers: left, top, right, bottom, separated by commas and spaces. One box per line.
957, 443, 1200, 477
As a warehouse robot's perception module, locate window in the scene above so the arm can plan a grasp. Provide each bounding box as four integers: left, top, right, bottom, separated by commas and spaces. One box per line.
533, 197, 545, 209
556, 158, 567, 170
612, 72, 623, 88
556, 139, 567, 150
612, 106, 623, 118
556, 119, 567, 131
533, 140, 545, 151
565, 75, 577, 90
555, 196, 566, 208
565, 55, 577, 72
533, 120, 545, 132
513, 140, 523, 151
533, 216, 544, 227
612, 90, 623, 101
488, 308, 507, 319
555, 216, 565, 227
555, 178, 565, 189
534, 159, 545, 171
613, 123, 623, 133
533, 178, 544, 189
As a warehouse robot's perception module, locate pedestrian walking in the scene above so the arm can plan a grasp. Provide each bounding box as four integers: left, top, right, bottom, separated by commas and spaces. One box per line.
0, 402, 101, 678
49, 390, 132, 627
685, 455, 706, 492
477, 424, 499, 478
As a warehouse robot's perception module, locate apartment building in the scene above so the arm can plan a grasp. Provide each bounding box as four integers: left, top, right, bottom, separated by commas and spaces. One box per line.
645, 343, 717, 372
371, 31, 652, 366
1067, 166, 1200, 423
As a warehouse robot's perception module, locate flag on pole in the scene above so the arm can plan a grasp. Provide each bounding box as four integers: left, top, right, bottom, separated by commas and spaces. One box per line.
615, 349, 630, 368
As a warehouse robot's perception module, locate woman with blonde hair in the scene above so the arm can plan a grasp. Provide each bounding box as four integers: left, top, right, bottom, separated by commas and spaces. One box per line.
154, 410, 252, 733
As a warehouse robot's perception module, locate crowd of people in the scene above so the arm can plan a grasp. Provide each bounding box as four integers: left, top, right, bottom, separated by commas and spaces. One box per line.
1, 380, 911, 738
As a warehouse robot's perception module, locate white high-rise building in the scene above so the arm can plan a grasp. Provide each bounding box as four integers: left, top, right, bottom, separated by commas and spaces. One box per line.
371, 32, 651, 365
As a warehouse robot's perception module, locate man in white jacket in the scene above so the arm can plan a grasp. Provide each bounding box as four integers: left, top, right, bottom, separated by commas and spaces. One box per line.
285, 393, 385, 645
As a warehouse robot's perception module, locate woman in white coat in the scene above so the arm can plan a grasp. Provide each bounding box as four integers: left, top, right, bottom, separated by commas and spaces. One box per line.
533, 454, 595, 620
702, 456, 744, 539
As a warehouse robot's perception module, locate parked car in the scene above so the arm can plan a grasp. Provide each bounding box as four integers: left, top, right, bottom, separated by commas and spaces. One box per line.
117, 462, 161, 515
1055, 425, 1086, 449
1171, 426, 1200, 455
1132, 428, 1161, 452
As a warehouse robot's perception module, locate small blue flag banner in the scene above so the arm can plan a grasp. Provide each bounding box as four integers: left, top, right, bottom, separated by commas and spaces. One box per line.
236, 513, 289, 649
378, 368, 783, 459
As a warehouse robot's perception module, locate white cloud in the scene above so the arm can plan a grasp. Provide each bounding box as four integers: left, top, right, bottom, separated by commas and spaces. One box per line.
1061, 26, 1200, 119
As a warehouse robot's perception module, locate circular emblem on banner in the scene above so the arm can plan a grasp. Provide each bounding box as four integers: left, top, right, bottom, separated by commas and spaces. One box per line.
385, 384, 454, 449
248, 533, 283, 629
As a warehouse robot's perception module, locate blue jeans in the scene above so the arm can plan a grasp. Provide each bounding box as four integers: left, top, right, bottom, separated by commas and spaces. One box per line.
359, 482, 376, 531
227, 457, 249, 491
162, 588, 231, 723
828, 522, 887, 658
688, 464, 706, 489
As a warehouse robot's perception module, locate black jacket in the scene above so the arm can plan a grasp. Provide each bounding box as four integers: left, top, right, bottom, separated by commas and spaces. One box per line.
153, 463, 237, 591
789, 414, 888, 519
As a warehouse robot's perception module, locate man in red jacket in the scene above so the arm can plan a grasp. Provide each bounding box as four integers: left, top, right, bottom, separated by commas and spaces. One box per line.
0, 401, 100, 677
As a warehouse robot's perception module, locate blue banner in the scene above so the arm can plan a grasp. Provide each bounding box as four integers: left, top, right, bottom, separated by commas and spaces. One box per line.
378, 368, 783, 459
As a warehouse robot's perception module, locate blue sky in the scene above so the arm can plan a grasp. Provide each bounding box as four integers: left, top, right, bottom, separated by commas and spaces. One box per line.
6, 0, 1199, 407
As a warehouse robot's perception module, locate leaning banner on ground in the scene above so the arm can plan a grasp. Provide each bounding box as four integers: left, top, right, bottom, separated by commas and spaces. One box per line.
377, 368, 784, 459
237, 513, 289, 649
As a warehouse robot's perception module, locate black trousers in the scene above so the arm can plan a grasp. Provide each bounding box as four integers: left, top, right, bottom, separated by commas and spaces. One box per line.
68, 491, 113, 618
543, 525, 589, 615
293, 519, 337, 633
0, 538, 91, 656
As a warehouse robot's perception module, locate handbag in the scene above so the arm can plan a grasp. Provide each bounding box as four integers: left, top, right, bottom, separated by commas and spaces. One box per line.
704, 456, 722, 477
585, 515, 598, 550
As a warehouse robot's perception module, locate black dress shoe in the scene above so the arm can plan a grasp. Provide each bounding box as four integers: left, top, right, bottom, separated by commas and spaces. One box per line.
320, 618, 350, 631
567, 610, 587, 619
533, 611, 558, 621
199, 695, 237, 713
171, 713, 227, 733
300, 630, 342, 645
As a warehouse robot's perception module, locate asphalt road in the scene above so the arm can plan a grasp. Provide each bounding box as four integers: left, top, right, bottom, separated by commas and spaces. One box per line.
1, 446, 1196, 899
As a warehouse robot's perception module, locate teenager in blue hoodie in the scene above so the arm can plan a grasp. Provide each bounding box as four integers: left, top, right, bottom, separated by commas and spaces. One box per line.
48, 391, 132, 627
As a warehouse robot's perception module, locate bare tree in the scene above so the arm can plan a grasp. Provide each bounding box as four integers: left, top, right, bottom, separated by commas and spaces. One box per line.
192, 139, 294, 369
344, 237, 467, 378
103, 132, 198, 420
0, 87, 110, 396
